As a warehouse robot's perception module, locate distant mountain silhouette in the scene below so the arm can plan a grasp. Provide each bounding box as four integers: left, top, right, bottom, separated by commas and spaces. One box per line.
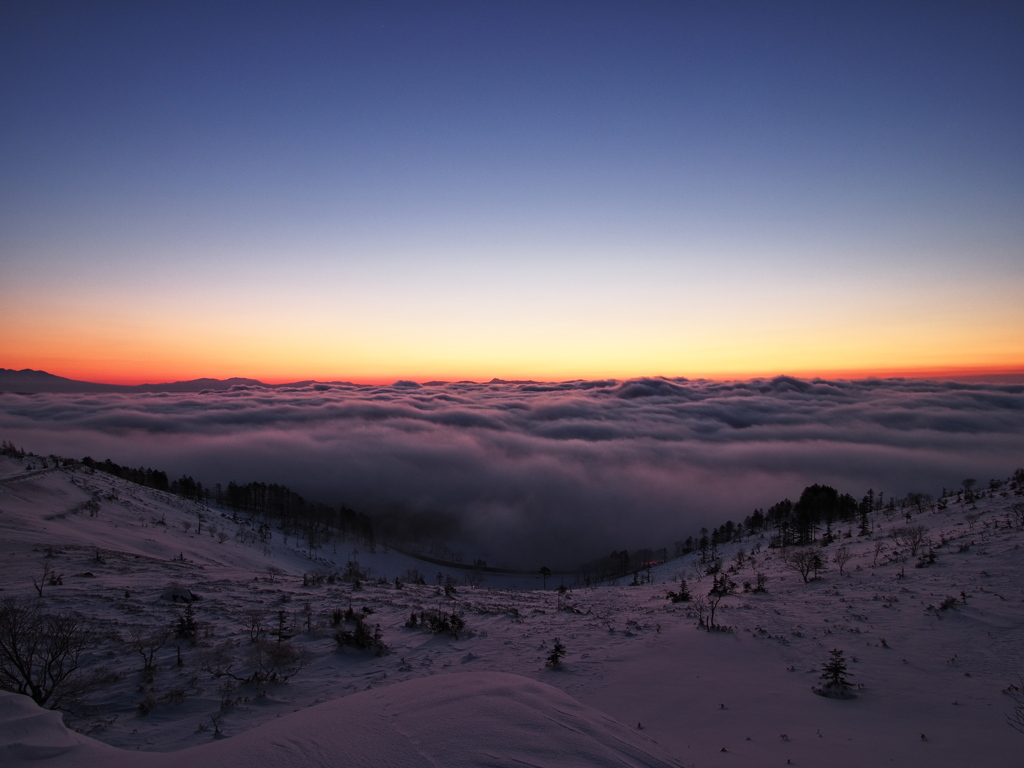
0, 368, 280, 394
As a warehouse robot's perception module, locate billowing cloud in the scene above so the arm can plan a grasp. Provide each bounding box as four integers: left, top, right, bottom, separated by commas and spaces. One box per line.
1, 377, 1022, 568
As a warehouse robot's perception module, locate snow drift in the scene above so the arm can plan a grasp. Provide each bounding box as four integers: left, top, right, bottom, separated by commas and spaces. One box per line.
0, 672, 682, 768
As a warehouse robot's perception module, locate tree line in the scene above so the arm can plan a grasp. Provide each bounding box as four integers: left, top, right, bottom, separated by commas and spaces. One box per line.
49, 453, 377, 551
576, 469, 1024, 586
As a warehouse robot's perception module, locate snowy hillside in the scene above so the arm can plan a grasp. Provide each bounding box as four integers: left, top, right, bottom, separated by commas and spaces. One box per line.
1, 454, 1022, 766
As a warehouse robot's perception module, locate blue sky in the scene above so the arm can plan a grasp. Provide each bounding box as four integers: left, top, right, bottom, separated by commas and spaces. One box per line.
2, 1, 1022, 382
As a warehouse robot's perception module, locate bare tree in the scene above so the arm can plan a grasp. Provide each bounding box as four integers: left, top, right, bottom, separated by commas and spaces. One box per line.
706, 577, 730, 631
892, 525, 929, 557
872, 541, 887, 566
691, 595, 709, 628
200, 638, 311, 685
0, 598, 104, 708
244, 609, 265, 642
906, 492, 931, 516
782, 548, 824, 583
128, 626, 171, 682
247, 639, 311, 683
31, 562, 60, 598
833, 545, 854, 576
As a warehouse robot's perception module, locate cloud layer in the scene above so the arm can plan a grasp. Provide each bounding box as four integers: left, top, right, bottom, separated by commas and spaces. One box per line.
2, 377, 1022, 568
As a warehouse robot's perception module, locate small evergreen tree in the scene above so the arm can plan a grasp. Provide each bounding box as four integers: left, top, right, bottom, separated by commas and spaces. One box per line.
546, 637, 566, 668
815, 648, 854, 697
677, 577, 691, 600
667, 576, 691, 603
272, 609, 292, 643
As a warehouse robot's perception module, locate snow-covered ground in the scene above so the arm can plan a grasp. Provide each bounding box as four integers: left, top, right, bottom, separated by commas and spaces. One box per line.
1, 454, 1021, 766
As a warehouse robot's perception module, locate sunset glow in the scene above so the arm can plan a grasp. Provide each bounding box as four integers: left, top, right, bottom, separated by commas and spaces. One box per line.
4, 8, 1024, 768
2, 2, 1022, 385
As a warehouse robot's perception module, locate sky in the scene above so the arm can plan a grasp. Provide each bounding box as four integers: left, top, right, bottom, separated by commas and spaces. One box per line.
2, 1, 1023, 384
3, 376, 1022, 568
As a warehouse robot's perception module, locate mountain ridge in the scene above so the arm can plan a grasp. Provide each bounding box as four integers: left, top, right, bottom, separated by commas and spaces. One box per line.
0, 369, 322, 394
4, 367, 1024, 395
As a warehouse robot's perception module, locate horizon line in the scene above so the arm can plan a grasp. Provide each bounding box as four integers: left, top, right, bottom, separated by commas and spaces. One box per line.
5, 364, 1024, 388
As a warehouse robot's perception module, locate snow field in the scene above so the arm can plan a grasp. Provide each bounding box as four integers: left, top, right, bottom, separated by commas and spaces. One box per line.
1, 455, 1022, 766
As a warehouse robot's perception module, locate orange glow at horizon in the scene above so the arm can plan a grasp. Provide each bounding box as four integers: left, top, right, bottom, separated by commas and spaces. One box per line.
6, 350, 1024, 388
5, 267, 1022, 387
4, 2, 1024, 402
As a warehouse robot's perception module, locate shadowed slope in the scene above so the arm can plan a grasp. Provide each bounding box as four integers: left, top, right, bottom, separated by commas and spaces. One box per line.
1, 672, 683, 768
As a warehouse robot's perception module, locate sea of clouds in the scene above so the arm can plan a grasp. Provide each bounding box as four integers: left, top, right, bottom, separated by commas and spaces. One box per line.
2, 376, 1022, 568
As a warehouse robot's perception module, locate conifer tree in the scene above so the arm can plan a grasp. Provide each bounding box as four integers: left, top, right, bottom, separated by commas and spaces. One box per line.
819, 648, 853, 692
546, 638, 566, 668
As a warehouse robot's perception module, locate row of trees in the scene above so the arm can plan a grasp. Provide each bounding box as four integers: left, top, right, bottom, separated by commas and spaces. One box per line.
80, 456, 171, 491
563, 479, 986, 586
0, 440, 27, 459
669, 484, 863, 565
673, 472, 1024, 571
73, 456, 377, 553
217, 481, 375, 551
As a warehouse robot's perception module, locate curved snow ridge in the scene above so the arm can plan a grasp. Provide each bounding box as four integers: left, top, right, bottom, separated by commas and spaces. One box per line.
0, 690, 101, 762
1, 672, 685, 768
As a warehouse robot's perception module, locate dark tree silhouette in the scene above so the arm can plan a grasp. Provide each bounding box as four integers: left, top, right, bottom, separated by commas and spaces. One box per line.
539, 566, 552, 589
816, 649, 854, 696
546, 637, 566, 668
667, 577, 691, 603
705, 573, 734, 630
783, 547, 824, 583
0, 598, 100, 708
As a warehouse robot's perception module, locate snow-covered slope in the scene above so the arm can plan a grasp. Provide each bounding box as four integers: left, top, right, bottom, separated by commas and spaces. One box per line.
1, 672, 683, 768
1, 454, 1022, 766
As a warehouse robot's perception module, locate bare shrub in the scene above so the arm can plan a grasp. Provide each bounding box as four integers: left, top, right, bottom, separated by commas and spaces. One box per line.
244, 609, 265, 642
833, 545, 854, 576
31, 562, 61, 597
128, 625, 171, 682
247, 639, 311, 683
892, 525, 929, 557
302, 568, 333, 587
782, 548, 825, 583
691, 595, 709, 628
0, 598, 109, 708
